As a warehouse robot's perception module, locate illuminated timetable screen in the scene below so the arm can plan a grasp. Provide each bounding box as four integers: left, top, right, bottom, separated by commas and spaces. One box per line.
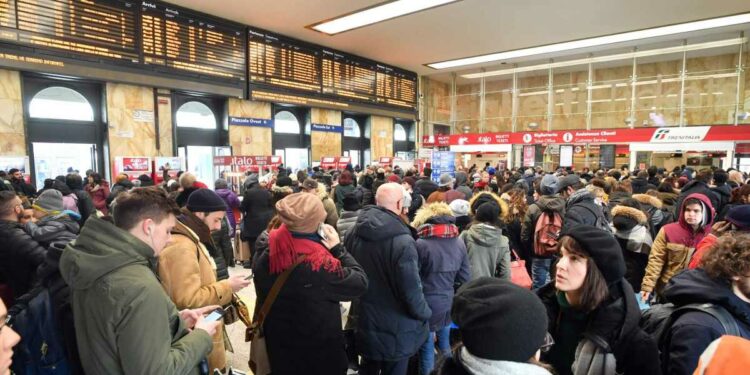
0, 0, 138, 62
140, 1, 244, 81
248, 26, 417, 111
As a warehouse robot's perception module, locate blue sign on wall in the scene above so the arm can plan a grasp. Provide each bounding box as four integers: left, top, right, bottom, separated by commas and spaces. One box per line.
229, 117, 273, 128
311, 123, 343, 133
431, 151, 456, 183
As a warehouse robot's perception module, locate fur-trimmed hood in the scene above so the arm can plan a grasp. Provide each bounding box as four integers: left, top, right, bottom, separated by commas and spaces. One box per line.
468, 192, 508, 221
632, 194, 663, 209
611, 205, 648, 225
411, 202, 454, 228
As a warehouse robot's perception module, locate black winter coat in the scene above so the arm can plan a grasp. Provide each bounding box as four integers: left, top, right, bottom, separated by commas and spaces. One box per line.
710, 184, 731, 217
674, 181, 720, 221
345, 206, 432, 361
562, 189, 609, 234
240, 185, 274, 240
253, 238, 368, 375
72, 190, 95, 224
662, 269, 750, 375
208, 217, 232, 280
11, 178, 37, 197
416, 177, 439, 200
175, 186, 199, 208
0, 219, 47, 301
538, 281, 661, 375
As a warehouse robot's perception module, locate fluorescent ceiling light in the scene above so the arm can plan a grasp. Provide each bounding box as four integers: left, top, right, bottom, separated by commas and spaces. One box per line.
430, 13, 750, 69
460, 37, 746, 79
309, 0, 459, 35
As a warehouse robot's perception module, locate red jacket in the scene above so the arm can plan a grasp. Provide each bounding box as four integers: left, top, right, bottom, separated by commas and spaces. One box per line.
688, 234, 717, 269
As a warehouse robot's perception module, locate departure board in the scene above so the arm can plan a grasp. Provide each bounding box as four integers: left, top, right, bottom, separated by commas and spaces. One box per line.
141, 1, 244, 81
0, 0, 138, 62
249, 26, 417, 111
248, 28, 320, 93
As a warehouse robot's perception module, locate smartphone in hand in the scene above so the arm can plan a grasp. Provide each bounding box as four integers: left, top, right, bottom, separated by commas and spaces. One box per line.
203, 308, 225, 323
317, 223, 328, 240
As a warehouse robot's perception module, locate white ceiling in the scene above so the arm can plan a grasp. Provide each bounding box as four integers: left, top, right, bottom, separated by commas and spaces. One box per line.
166, 0, 750, 76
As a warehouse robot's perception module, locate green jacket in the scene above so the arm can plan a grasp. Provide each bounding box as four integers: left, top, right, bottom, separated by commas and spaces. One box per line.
60, 217, 212, 375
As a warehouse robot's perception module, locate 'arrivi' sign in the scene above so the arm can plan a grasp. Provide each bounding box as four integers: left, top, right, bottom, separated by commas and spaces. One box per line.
447, 125, 749, 145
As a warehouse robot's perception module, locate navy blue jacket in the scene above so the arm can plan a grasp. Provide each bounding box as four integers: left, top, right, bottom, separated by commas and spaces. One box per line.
414, 216, 470, 331
346, 206, 431, 361
662, 269, 750, 375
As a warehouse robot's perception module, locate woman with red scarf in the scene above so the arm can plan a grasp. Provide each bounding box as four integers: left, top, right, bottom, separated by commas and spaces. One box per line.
252, 192, 368, 375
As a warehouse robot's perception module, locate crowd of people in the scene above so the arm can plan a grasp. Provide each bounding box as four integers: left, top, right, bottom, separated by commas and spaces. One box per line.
1, 161, 750, 375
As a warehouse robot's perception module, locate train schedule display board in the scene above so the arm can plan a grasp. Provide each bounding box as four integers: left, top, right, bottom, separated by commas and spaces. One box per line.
140, 1, 244, 81
248, 26, 417, 112
0, 0, 139, 63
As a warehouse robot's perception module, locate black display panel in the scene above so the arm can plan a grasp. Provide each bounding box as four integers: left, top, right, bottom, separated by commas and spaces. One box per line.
248, 26, 417, 111
140, 1, 244, 81
0, 0, 138, 62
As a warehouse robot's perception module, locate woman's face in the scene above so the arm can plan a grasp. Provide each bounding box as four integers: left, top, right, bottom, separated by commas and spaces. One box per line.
555, 246, 588, 292
88, 176, 94, 184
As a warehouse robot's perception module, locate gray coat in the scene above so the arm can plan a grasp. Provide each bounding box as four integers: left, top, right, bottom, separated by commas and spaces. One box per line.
337, 210, 360, 242
24, 214, 79, 247
459, 223, 510, 280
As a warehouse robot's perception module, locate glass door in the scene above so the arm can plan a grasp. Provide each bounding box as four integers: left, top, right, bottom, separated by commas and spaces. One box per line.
32, 142, 96, 190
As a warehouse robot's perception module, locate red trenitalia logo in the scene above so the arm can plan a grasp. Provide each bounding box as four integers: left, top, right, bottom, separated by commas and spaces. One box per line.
653, 129, 670, 140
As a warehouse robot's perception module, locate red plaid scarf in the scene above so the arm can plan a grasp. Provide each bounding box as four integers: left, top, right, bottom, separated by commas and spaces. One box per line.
417, 223, 459, 239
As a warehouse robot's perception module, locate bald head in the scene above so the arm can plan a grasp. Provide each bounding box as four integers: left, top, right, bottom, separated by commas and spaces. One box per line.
376, 182, 404, 215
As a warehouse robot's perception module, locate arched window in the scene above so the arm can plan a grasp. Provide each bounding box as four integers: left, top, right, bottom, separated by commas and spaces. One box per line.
344, 118, 361, 138
274, 110, 300, 134
394, 123, 407, 141
176, 101, 217, 129
29, 86, 94, 121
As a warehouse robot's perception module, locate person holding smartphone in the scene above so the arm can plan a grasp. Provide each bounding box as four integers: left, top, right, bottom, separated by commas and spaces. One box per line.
158, 189, 252, 373
252, 192, 368, 375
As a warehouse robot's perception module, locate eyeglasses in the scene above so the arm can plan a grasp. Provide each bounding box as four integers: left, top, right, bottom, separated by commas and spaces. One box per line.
540, 332, 555, 353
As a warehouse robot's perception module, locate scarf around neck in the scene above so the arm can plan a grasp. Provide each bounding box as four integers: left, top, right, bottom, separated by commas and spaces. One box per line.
460, 347, 551, 375
269, 224, 342, 275
614, 224, 653, 254
417, 223, 459, 239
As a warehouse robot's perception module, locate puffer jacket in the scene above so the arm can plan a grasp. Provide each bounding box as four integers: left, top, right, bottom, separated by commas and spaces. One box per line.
640, 193, 714, 296
710, 183, 731, 216
0, 219, 47, 301
538, 281, 661, 375
59, 217, 212, 375
24, 212, 80, 248
611, 205, 652, 291
345, 205, 431, 361
158, 217, 233, 371
337, 209, 360, 241
521, 194, 566, 259
210, 217, 233, 278
412, 203, 470, 331
662, 269, 750, 375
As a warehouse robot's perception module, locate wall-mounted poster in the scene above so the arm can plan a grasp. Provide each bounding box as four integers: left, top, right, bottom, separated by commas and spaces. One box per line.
431, 151, 455, 183
523, 145, 535, 167
560, 145, 574, 168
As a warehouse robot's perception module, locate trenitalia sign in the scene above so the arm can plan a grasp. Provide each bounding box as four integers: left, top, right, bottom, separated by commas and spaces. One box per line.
444, 126, 749, 146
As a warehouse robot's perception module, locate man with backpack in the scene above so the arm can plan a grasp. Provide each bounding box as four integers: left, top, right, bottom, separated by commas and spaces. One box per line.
656, 233, 750, 374
557, 174, 611, 234
521, 174, 565, 289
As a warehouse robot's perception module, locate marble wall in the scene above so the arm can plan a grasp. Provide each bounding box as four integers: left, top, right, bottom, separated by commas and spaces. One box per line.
227, 99, 272, 156
370, 115, 394, 159
0, 69, 25, 156
310, 108, 342, 162
106, 83, 159, 167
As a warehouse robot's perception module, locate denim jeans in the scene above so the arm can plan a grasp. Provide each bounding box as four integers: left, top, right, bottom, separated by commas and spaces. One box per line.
532, 258, 553, 290
419, 325, 452, 375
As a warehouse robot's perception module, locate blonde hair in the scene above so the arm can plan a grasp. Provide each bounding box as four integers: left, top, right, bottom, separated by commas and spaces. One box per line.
179, 172, 196, 189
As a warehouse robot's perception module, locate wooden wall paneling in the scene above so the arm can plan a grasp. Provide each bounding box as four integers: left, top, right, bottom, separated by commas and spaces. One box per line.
370, 115, 393, 159
684, 53, 739, 125
484, 78, 513, 132
517, 73, 548, 131
310, 108, 342, 162
552, 69, 588, 130
0, 69, 25, 156
106, 83, 156, 167
424, 78, 451, 126
227, 99, 272, 156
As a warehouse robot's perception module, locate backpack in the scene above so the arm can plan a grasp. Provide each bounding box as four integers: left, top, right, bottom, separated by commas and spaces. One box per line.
533, 209, 563, 256
640, 302, 741, 372
581, 205, 613, 234
9, 288, 72, 374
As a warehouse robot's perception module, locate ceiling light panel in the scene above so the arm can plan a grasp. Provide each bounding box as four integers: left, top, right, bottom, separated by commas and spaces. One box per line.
310, 0, 459, 35
429, 13, 750, 69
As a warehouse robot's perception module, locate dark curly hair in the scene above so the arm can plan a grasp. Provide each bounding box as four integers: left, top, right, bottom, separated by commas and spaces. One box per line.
701, 233, 750, 281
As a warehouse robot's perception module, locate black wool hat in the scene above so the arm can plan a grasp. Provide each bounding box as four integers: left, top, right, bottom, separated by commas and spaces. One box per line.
186, 188, 227, 213
474, 201, 499, 223
560, 224, 625, 284
452, 277, 548, 362
342, 191, 362, 212
275, 176, 293, 187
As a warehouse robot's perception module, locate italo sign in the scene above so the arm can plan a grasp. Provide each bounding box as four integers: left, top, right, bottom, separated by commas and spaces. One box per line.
212, 156, 282, 167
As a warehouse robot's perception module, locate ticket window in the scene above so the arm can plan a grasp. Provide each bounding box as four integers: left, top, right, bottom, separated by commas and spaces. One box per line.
636, 151, 725, 171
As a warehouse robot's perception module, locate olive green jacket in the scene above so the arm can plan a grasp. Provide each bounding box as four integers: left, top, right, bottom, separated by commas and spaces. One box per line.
60, 217, 212, 375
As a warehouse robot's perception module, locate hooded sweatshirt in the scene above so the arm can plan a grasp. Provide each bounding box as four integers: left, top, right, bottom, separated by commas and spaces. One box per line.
59, 217, 212, 375
641, 193, 714, 296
